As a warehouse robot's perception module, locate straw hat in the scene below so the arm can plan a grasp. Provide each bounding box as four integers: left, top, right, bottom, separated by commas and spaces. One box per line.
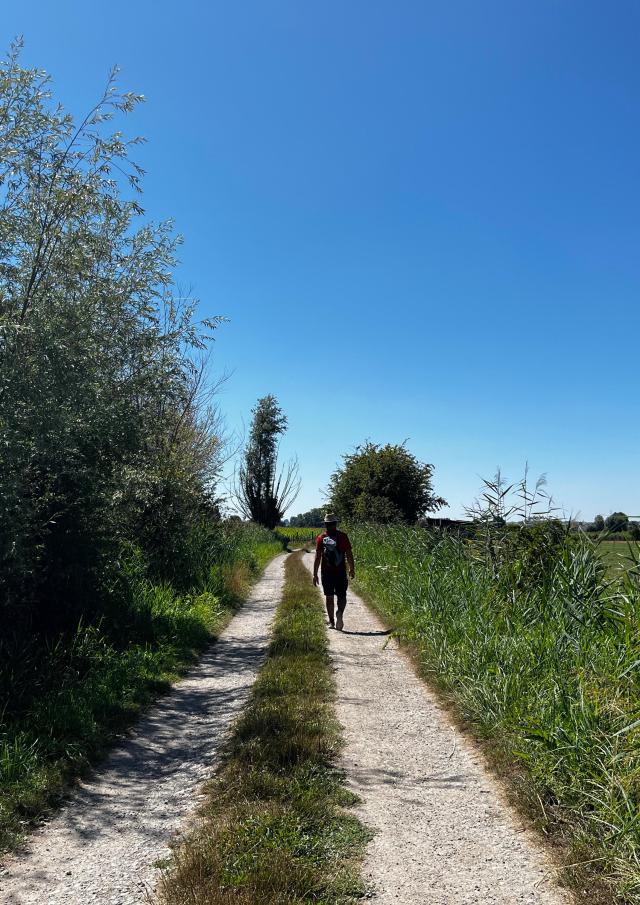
323, 513, 339, 524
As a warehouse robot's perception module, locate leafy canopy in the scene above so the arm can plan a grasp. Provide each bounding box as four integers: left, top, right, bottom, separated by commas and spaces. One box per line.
605, 512, 629, 533
328, 442, 446, 524
288, 507, 325, 528
0, 42, 224, 630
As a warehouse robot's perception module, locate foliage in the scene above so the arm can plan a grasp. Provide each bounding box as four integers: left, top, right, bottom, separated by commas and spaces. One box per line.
0, 43, 224, 635
159, 551, 369, 905
328, 441, 446, 524
234, 395, 300, 529
587, 514, 639, 540
0, 520, 282, 851
606, 511, 629, 533
464, 467, 566, 584
351, 522, 640, 902
0, 47, 283, 851
287, 506, 325, 527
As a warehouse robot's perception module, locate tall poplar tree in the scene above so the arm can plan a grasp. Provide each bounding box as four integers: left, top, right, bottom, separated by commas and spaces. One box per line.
235, 395, 299, 528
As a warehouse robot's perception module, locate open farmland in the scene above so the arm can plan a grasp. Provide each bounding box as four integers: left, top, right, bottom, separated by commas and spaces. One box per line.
597, 540, 640, 574
351, 523, 640, 902
276, 526, 320, 545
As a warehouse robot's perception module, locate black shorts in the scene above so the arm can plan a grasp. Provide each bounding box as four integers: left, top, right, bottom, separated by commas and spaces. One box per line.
321, 570, 348, 597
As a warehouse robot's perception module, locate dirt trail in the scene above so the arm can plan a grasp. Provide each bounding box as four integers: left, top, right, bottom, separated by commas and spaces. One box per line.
304, 553, 572, 905
0, 554, 286, 905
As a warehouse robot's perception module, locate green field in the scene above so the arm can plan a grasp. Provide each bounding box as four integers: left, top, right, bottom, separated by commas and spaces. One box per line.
597, 540, 640, 573
276, 526, 321, 544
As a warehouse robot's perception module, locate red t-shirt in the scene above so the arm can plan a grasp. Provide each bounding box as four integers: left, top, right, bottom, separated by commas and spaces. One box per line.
316, 530, 352, 573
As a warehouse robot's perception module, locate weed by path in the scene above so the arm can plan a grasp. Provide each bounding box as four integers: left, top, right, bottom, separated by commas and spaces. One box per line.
158, 551, 370, 905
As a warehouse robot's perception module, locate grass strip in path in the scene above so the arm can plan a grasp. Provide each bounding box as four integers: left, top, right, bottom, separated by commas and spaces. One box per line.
158, 550, 370, 905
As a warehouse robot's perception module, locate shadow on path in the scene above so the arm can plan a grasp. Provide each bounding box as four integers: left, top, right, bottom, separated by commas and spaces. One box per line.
339, 629, 392, 637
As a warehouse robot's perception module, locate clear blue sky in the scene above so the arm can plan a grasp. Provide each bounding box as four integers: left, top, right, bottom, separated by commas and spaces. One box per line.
5, 1, 639, 519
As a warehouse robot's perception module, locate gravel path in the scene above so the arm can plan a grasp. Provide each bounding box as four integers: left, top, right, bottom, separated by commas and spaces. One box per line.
303, 553, 572, 905
0, 554, 286, 905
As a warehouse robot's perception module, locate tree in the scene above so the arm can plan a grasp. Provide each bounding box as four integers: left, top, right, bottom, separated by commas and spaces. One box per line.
235, 395, 300, 529
0, 43, 224, 629
591, 514, 605, 532
605, 512, 629, 533
328, 442, 446, 524
289, 507, 325, 527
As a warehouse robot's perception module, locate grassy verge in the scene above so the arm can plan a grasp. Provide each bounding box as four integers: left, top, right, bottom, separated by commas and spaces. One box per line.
349, 524, 640, 905
158, 551, 369, 905
0, 523, 283, 853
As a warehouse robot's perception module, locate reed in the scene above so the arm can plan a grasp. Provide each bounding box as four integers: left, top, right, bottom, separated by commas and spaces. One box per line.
350, 520, 640, 903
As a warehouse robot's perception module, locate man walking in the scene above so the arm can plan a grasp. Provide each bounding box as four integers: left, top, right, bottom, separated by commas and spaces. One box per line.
313, 514, 355, 631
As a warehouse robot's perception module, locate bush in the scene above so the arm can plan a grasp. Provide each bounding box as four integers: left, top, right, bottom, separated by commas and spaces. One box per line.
0, 44, 224, 637
328, 442, 446, 523
605, 512, 629, 533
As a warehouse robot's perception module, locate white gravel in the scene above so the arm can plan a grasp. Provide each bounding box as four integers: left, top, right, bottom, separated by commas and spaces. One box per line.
303, 553, 573, 905
0, 554, 286, 905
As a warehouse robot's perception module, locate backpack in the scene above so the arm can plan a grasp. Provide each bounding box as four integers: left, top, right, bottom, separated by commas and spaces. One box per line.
322, 534, 344, 568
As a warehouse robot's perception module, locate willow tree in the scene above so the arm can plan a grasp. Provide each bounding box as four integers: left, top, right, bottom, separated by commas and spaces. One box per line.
0, 42, 224, 629
235, 395, 299, 528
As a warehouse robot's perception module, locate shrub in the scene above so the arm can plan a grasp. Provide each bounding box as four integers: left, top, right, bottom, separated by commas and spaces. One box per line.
328, 442, 446, 523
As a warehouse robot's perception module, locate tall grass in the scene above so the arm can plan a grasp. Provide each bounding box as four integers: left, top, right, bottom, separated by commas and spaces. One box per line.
351, 523, 640, 903
0, 521, 283, 852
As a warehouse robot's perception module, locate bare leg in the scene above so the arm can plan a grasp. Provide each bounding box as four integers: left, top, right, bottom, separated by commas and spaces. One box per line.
325, 595, 335, 626
336, 594, 347, 630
